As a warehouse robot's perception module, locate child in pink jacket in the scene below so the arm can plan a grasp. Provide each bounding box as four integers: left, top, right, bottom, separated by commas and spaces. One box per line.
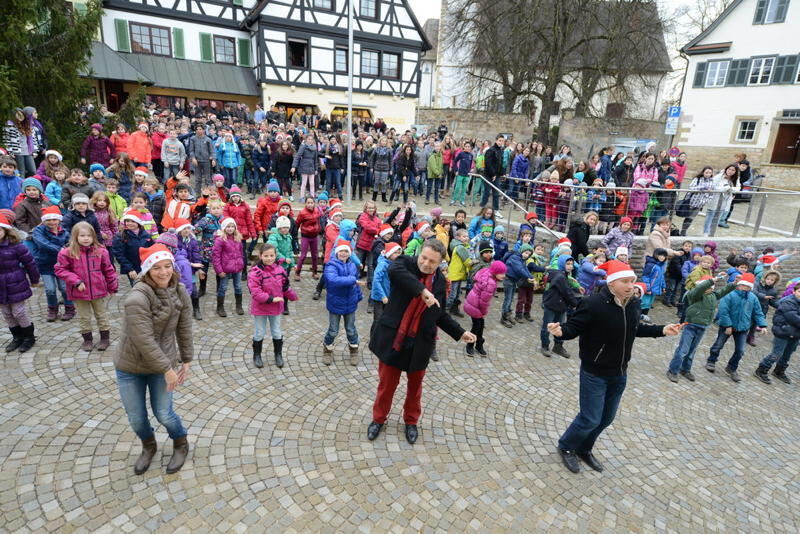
211, 217, 245, 317
54, 221, 118, 352
463, 260, 506, 358
247, 243, 298, 370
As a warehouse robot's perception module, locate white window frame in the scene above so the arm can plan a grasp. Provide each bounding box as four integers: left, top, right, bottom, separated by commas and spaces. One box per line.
736, 120, 758, 142
360, 0, 378, 18
381, 52, 399, 79
764, 0, 783, 23
705, 60, 729, 87
361, 49, 379, 77
748, 57, 775, 85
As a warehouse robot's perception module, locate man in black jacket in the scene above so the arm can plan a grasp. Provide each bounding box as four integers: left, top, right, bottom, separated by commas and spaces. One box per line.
480, 135, 505, 213
367, 240, 475, 444
547, 260, 681, 474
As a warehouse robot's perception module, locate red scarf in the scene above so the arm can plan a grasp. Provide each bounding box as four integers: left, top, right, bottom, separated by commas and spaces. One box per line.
392, 272, 435, 351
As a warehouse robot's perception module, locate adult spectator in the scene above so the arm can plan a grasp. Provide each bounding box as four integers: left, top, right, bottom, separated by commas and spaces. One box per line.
644, 216, 684, 258
187, 125, 216, 191
480, 135, 505, 214
3, 108, 40, 177
80, 123, 115, 168
437, 121, 448, 141
567, 211, 598, 262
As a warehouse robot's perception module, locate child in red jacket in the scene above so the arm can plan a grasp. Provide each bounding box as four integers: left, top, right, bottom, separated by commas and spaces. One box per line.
223, 185, 256, 279
294, 196, 323, 280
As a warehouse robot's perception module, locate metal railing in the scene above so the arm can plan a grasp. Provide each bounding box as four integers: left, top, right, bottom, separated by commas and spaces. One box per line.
468, 174, 800, 238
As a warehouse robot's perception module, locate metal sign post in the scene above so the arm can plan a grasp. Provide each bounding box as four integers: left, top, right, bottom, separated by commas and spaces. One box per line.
345, 0, 354, 204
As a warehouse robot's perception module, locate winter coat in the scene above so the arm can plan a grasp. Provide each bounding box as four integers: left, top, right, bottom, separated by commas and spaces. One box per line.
641, 256, 666, 296
542, 269, 579, 313
151, 131, 167, 162
296, 206, 322, 238
601, 226, 634, 257
44, 181, 62, 207
54, 245, 118, 301
468, 216, 494, 239
427, 151, 444, 179
254, 196, 281, 235
324, 257, 361, 315
448, 240, 471, 282
62, 209, 104, 244
14, 196, 52, 233
61, 181, 97, 210
94, 209, 117, 243
253, 145, 271, 172
0, 239, 40, 304
772, 295, 800, 339
114, 279, 194, 375
369, 254, 465, 372
324, 144, 344, 170
704, 241, 720, 270
644, 227, 680, 258
633, 163, 659, 186
627, 186, 649, 214
2, 122, 37, 156
684, 279, 735, 326
223, 201, 256, 239
614, 164, 634, 187
31, 225, 68, 275
267, 231, 295, 269
667, 250, 690, 280
187, 134, 215, 162
0, 173, 22, 211
271, 150, 293, 179
212, 236, 245, 275
80, 135, 115, 167
484, 145, 504, 178
717, 289, 767, 332
216, 141, 242, 169
178, 235, 203, 266
110, 131, 129, 154
369, 146, 393, 172
559, 285, 665, 376
577, 258, 606, 293
464, 268, 497, 318
111, 228, 154, 273
106, 169, 133, 204
146, 192, 166, 230
371, 255, 393, 302
566, 220, 591, 261
127, 131, 153, 164
510, 154, 529, 179
356, 212, 381, 251
248, 262, 298, 316
492, 237, 508, 261
195, 213, 221, 261
292, 143, 319, 175
504, 251, 531, 284
753, 276, 781, 315
413, 146, 431, 173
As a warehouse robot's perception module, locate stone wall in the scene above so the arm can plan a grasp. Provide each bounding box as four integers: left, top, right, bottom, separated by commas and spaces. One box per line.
759, 164, 800, 190
415, 108, 534, 142
678, 147, 800, 191
557, 116, 671, 160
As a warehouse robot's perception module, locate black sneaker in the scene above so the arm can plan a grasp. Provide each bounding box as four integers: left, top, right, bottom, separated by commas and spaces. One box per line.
465, 343, 475, 357
367, 422, 383, 441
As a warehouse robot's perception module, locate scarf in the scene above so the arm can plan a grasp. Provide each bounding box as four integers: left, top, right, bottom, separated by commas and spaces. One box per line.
392, 272, 435, 352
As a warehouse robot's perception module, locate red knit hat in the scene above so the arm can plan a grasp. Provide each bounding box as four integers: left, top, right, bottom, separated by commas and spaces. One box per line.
379, 223, 394, 237
598, 259, 637, 283
229, 185, 242, 196
40, 205, 63, 222
737, 273, 756, 288
383, 242, 402, 257
333, 238, 351, 255
139, 244, 174, 276
525, 211, 538, 221
278, 198, 292, 209
172, 218, 193, 233
620, 216, 633, 225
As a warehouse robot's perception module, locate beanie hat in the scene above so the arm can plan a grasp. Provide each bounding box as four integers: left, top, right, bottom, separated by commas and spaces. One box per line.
574, 171, 585, 181
430, 207, 442, 218
519, 243, 534, 254
415, 221, 430, 234
691, 247, 704, 257
383, 242, 402, 257
89, 163, 106, 176
334, 238, 351, 255
481, 223, 493, 233
0, 215, 13, 231
155, 231, 179, 250
44, 149, 63, 161
212, 173, 225, 183
172, 218, 193, 234
40, 205, 63, 222
598, 259, 637, 283
267, 180, 280, 192
0, 209, 15, 224
489, 260, 507, 276
494, 225, 505, 234
379, 224, 393, 237
615, 246, 629, 258
121, 209, 143, 225
220, 217, 237, 230
229, 185, 242, 196
738, 273, 756, 288
71, 193, 90, 206
139, 244, 174, 277
761, 254, 778, 266
278, 199, 292, 210
620, 216, 633, 225
634, 282, 647, 296
742, 247, 755, 255
316, 191, 329, 202
479, 240, 493, 254
276, 216, 291, 229
328, 208, 343, 220
525, 211, 538, 221
134, 167, 149, 177
22, 177, 43, 193
90, 123, 103, 132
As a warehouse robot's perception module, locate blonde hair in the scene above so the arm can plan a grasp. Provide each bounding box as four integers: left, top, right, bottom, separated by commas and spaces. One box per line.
67, 222, 102, 258
208, 200, 224, 210
90, 191, 117, 225
143, 177, 161, 190
362, 200, 376, 213
0, 225, 21, 244
219, 220, 243, 242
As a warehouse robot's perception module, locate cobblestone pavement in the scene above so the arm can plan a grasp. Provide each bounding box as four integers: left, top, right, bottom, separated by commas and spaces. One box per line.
2, 277, 800, 533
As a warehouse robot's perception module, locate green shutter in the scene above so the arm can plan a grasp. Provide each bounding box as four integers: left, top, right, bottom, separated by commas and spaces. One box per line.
200, 33, 213, 62
774, 0, 790, 22
74, 2, 88, 15
772, 54, 799, 84
115, 19, 130, 53
753, 0, 768, 23
692, 62, 707, 87
726, 59, 750, 86
173, 28, 185, 59
233, 0, 243, 5
238, 38, 251, 67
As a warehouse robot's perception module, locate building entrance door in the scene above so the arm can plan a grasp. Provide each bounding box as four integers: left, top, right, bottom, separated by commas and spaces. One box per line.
770, 123, 800, 165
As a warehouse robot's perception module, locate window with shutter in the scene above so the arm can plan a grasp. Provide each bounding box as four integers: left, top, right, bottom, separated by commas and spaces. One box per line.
173, 28, 185, 59
705, 60, 729, 87
200, 33, 213, 62
115, 19, 130, 53
238, 38, 250, 67
772, 55, 799, 84
693, 62, 707, 88
726, 59, 750, 86
754, 0, 768, 23
755, 0, 791, 23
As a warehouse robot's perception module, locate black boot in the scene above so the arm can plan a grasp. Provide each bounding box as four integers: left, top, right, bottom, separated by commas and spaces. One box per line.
235, 293, 244, 315
282, 300, 289, 315
515, 312, 524, 322
252, 339, 263, 368
165, 436, 189, 474
273, 338, 284, 368
4, 326, 24, 352
465, 342, 475, 357
450, 302, 464, 318
199, 277, 207, 297
501, 312, 514, 328
552, 342, 571, 359
17, 324, 36, 353
372, 191, 378, 202
475, 339, 487, 357
381, 192, 388, 203
216, 296, 227, 317
191, 297, 203, 320
523, 312, 534, 322
773, 364, 791, 384
134, 437, 157, 475
242, 265, 248, 281
754, 364, 771, 384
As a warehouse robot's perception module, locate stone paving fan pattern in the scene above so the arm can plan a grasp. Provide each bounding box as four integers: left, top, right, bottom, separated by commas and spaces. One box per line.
1, 280, 800, 532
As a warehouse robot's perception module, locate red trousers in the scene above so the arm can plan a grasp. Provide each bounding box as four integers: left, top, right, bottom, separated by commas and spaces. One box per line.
372, 361, 426, 425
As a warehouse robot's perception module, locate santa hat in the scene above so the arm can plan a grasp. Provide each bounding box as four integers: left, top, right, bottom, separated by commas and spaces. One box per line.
383, 242, 402, 257
620, 216, 633, 225
229, 185, 242, 196
615, 246, 629, 258
598, 259, 637, 283
0, 215, 12, 231
121, 209, 142, 225
737, 273, 756, 288
525, 211, 538, 221
40, 205, 63, 222
328, 208, 343, 220
139, 244, 174, 277
557, 237, 572, 251
334, 238, 351, 255
415, 221, 430, 234
329, 198, 342, 209
220, 217, 237, 229
699, 275, 714, 283
379, 223, 393, 237
633, 282, 647, 295
134, 167, 149, 177
44, 149, 63, 161
761, 254, 778, 267
172, 218, 193, 233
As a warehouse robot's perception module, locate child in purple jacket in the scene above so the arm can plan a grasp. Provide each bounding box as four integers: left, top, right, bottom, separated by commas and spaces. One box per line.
175, 218, 204, 320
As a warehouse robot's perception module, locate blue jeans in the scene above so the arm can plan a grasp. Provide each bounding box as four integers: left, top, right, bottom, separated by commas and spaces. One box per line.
480, 176, 500, 211
116, 370, 187, 440
446, 280, 463, 307
760, 336, 799, 369
245, 168, 257, 192
502, 278, 517, 315
558, 368, 627, 453
415, 170, 426, 195
217, 272, 242, 296
42, 273, 72, 308
256, 169, 269, 191
703, 209, 722, 234
221, 167, 237, 188
326, 168, 342, 198
426, 177, 440, 204
668, 323, 707, 374
707, 327, 748, 371
324, 312, 358, 346
540, 307, 565, 348
253, 315, 282, 341
663, 277, 682, 305
164, 164, 182, 182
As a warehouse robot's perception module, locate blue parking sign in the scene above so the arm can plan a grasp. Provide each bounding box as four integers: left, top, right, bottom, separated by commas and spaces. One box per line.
668, 106, 681, 118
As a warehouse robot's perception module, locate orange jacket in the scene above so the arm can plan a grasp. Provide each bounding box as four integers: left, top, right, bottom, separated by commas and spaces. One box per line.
127, 131, 153, 164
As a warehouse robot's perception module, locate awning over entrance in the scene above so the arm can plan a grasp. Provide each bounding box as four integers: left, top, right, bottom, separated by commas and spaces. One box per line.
81, 41, 153, 84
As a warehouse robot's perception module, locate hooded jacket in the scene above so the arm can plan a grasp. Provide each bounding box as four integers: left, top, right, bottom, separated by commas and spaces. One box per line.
356, 211, 381, 251
212, 235, 245, 275
772, 294, 800, 339
80, 134, 115, 167
31, 225, 69, 274
0, 238, 40, 304
111, 227, 154, 273
753, 272, 781, 315
704, 241, 720, 270
717, 289, 767, 332
324, 256, 362, 315
577, 257, 607, 293
542, 255, 579, 313
267, 230, 295, 269
464, 267, 499, 318
328, 220, 361, 266
224, 199, 256, 239
683, 278, 735, 326
641, 252, 667, 296
62, 208, 104, 244
54, 245, 118, 301
371, 254, 393, 302
248, 261, 298, 316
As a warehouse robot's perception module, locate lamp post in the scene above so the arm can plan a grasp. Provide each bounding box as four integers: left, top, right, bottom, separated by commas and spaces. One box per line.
345, 0, 354, 203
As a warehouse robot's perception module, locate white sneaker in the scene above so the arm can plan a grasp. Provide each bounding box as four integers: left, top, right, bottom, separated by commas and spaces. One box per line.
496, 213, 504, 219
640, 314, 652, 324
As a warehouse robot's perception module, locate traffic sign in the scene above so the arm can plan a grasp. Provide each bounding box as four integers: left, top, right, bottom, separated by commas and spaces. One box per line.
664, 117, 679, 135
668, 106, 681, 118
668, 146, 681, 157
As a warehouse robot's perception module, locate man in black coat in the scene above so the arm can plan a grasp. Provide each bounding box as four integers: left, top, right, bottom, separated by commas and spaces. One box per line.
367, 240, 475, 444
480, 135, 505, 213
547, 260, 681, 474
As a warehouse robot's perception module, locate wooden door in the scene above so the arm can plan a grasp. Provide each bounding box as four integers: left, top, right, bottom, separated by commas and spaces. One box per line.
770, 124, 800, 165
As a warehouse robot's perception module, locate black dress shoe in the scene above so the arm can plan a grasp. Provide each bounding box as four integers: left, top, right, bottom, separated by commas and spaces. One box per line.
367, 422, 383, 441
405, 424, 418, 444
577, 451, 604, 472
558, 448, 580, 473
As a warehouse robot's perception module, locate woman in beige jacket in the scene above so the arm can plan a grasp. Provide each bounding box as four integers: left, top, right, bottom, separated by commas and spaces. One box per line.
644, 216, 684, 259
114, 244, 194, 475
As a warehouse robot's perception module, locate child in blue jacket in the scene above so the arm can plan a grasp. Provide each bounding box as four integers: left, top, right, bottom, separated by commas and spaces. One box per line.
370, 242, 402, 333
492, 225, 508, 261
31, 206, 74, 321
323, 239, 363, 366
111, 210, 155, 286
640, 248, 668, 322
